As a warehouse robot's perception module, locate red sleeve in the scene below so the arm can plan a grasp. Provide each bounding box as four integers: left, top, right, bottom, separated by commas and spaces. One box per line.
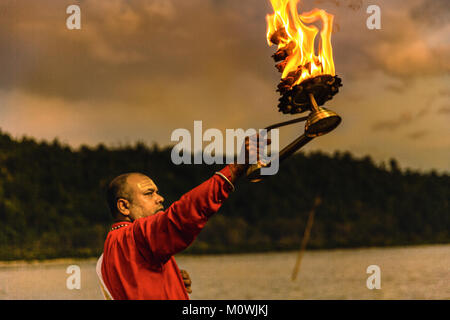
132, 165, 234, 265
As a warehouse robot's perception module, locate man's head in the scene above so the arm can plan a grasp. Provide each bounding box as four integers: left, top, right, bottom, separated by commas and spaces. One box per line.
106, 173, 165, 221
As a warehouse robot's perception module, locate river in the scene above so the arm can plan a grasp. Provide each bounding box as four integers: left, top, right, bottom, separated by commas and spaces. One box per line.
0, 244, 448, 299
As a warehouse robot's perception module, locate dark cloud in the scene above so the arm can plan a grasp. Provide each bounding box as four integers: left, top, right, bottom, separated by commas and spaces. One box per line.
439, 88, 450, 96
410, 0, 450, 27
407, 130, 429, 140
371, 112, 415, 132
437, 106, 450, 115
0, 0, 449, 173
2, 0, 447, 106
371, 107, 429, 132
361, 7, 450, 79
0, 0, 274, 104
384, 82, 408, 94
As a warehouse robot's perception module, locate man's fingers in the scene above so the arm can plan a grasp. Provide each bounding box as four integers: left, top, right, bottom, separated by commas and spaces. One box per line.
247, 136, 271, 144
246, 139, 270, 148
180, 269, 192, 294
180, 269, 190, 281
180, 270, 191, 283
242, 134, 272, 165
184, 280, 192, 294
180, 269, 189, 277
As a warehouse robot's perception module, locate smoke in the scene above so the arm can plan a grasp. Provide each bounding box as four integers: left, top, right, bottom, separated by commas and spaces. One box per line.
313, 0, 363, 11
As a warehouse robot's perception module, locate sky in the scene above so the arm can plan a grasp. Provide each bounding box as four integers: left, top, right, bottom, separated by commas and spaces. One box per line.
0, 0, 449, 173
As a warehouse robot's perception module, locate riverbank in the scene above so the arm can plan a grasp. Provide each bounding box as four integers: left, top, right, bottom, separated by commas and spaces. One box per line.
1, 242, 447, 266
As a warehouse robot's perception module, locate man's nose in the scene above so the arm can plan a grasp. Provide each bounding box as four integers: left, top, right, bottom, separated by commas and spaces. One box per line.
157, 194, 164, 204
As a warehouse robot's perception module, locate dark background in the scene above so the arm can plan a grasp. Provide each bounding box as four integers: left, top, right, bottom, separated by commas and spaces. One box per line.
0, 130, 448, 260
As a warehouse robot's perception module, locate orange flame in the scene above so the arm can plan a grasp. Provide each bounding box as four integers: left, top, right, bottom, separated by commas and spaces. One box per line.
266, 0, 335, 86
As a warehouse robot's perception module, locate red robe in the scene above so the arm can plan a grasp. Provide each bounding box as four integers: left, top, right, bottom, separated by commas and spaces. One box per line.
100, 166, 234, 300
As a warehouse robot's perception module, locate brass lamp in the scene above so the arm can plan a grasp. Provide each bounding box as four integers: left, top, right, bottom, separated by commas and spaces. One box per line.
247, 75, 342, 182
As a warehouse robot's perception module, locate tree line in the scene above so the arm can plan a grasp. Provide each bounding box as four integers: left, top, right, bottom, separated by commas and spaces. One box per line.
0, 130, 448, 260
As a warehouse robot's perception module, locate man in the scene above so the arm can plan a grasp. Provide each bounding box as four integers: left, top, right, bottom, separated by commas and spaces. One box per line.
97, 135, 268, 300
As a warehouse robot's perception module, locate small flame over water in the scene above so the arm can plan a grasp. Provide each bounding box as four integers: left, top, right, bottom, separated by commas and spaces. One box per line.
266, 0, 335, 86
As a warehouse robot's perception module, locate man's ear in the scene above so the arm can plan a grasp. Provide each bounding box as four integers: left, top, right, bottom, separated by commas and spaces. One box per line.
117, 198, 131, 216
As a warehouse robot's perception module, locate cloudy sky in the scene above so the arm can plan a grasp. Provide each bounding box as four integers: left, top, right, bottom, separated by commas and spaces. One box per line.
1, 0, 449, 172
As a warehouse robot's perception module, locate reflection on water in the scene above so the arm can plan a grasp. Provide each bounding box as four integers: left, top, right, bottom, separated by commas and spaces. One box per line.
0, 244, 448, 299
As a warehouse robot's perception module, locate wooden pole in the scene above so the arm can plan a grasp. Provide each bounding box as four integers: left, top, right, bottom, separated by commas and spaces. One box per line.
291, 196, 322, 281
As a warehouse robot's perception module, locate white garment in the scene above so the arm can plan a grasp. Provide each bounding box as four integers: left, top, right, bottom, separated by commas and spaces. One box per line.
96, 253, 113, 300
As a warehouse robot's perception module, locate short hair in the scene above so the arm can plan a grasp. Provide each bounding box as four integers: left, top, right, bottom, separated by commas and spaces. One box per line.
106, 173, 135, 217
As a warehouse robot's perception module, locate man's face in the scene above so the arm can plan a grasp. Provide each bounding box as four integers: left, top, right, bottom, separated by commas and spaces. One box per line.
126, 174, 165, 220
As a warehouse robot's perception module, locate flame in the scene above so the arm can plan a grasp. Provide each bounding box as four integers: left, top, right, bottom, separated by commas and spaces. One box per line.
266, 0, 335, 86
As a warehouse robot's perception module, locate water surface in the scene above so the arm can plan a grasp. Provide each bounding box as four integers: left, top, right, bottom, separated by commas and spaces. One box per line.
0, 244, 448, 299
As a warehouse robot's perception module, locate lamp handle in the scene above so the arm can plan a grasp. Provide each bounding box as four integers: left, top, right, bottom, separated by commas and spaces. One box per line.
246, 116, 314, 182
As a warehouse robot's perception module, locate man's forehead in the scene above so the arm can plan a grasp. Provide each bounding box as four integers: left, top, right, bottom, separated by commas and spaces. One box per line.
137, 178, 157, 191
127, 174, 157, 191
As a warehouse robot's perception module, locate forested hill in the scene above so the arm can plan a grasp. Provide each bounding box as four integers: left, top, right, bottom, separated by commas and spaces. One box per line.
0, 130, 448, 260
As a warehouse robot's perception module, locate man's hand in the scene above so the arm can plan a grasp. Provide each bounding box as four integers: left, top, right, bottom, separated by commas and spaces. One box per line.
229, 133, 271, 183
180, 269, 192, 294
